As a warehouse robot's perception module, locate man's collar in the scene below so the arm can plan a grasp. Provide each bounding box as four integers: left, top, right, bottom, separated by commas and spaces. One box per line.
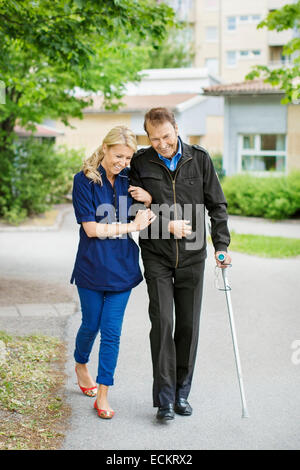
148, 137, 194, 163
157, 137, 182, 161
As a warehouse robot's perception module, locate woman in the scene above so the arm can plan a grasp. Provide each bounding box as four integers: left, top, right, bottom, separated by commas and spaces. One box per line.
70, 126, 154, 419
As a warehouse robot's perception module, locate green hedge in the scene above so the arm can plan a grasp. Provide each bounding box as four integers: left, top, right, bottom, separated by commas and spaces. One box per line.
221, 171, 300, 220
211, 154, 225, 180
0, 137, 83, 224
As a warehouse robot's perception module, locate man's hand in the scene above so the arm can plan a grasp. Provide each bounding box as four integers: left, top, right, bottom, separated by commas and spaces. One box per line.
128, 185, 152, 208
215, 251, 232, 269
168, 220, 192, 238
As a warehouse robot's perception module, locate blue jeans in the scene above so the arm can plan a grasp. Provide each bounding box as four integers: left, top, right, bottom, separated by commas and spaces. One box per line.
74, 286, 131, 386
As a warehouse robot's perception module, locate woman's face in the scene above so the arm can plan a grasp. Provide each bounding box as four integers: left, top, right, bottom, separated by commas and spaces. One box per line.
102, 144, 134, 178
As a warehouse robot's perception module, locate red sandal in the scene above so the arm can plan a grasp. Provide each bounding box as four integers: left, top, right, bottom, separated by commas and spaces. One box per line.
94, 400, 115, 419
75, 367, 97, 398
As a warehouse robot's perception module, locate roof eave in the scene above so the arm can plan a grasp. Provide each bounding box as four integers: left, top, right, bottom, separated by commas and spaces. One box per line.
203, 90, 285, 97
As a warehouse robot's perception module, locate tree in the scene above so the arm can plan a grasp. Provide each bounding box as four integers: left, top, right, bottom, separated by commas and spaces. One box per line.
246, 0, 300, 103
0, 0, 175, 142
146, 25, 194, 69
0, 0, 175, 221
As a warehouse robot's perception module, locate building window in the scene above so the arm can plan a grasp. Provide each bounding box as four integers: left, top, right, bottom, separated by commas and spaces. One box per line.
205, 57, 219, 75
251, 15, 261, 23
227, 50, 261, 66
226, 15, 261, 30
227, 16, 236, 31
205, 26, 218, 42
243, 135, 255, 150
239, 50, 249, 58
239, 134, 286, 173
226, 50, 237, 67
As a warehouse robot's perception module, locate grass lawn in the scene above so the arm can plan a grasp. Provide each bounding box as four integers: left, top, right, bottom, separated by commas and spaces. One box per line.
0, 332, 70, 450
228, 231, 300, 258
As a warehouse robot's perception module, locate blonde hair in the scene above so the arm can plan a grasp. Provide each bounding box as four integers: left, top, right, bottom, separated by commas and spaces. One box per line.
82, 125, 137, 185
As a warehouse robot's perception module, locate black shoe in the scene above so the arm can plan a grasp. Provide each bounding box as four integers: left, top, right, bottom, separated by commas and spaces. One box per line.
156, 404, 175, 421
174, 398, 193, 416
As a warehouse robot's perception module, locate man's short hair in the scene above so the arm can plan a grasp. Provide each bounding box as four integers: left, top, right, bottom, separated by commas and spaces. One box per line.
144, 107, 176, 134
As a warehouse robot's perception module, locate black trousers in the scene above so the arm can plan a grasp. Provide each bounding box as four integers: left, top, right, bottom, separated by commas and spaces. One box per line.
143, 257, 205, 407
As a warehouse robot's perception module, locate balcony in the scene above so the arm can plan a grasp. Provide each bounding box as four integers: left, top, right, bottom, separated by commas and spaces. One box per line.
268, 57, 293, 69
268, 29, 293, 46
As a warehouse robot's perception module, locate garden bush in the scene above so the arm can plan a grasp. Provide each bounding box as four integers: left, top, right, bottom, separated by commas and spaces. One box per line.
211, 153, 225, 180
0, 137, 84, 224
221, 171, 300, 220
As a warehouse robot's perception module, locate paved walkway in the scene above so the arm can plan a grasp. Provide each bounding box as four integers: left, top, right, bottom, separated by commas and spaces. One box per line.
0, 302, 76, 318
228, 214, 300, 239
0, 205, 300, 450
1, 208, 299, 319
62, 244, 300, 450
0, 207, 297, 320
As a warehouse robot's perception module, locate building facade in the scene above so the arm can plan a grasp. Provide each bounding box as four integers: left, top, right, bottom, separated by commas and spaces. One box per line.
55, 68, 224, 158
163, 0, 294, 82
204, 79, 300, 176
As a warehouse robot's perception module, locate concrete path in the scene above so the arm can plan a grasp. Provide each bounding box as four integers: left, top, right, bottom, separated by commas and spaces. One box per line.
61, 244, 300, 450
228, 214, 300, 239
0, 205, 300, 450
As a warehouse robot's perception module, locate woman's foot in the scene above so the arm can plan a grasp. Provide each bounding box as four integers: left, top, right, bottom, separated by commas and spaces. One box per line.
75, 363, 97, 397
94, 385, 114, 419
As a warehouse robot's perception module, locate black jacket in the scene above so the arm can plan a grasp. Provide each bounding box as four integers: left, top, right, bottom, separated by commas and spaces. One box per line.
129, 140, 230, 268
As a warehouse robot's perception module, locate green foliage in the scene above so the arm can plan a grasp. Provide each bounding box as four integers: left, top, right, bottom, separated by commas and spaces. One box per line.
0, 331, 68, 450
229, 231, 300, 258
246, 1, 300, 103
0, 0, 176, 222
222, 172, 300, 220
211, 153, 225, 180
146, 24, 194, 69
0, 0, 175, 127
0, 138, 83, 224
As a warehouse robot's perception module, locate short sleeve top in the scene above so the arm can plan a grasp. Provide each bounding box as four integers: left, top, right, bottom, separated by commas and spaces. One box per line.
70, 165, 143, 291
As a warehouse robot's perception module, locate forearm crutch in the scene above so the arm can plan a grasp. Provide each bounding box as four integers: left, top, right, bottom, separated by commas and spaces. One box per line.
217, 255, 250, 418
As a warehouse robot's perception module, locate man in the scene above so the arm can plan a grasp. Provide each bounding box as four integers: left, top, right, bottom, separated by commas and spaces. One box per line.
129, 107, 231, 422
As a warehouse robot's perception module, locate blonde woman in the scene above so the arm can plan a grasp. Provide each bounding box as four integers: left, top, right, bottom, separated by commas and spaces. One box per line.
71, 126, 155, 419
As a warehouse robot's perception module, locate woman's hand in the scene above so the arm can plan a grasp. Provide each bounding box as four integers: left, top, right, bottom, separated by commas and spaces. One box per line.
132, 209, 156, 231
128, 185, 152, 208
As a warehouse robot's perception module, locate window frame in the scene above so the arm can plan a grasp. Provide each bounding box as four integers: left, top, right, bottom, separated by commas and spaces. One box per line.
226, 50, 237, 67
226, 16, 237, 32
238, 134, 287, 175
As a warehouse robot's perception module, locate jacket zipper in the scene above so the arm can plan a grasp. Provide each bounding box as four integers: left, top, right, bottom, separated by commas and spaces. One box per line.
150, 157, 192, 268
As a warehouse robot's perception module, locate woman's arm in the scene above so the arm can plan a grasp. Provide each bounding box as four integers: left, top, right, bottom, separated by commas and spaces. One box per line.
82, 209, 156, 238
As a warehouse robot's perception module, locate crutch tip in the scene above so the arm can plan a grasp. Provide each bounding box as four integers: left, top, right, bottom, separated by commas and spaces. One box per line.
242, 410, 250, 419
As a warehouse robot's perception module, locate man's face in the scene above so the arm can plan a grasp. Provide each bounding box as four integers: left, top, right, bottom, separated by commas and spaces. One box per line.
146, 120, 179, 159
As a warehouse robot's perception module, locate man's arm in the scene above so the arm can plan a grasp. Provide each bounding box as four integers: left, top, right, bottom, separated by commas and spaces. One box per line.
129, 154, 192, 238
128, 155, 151, 209
203, 151, 231, 256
